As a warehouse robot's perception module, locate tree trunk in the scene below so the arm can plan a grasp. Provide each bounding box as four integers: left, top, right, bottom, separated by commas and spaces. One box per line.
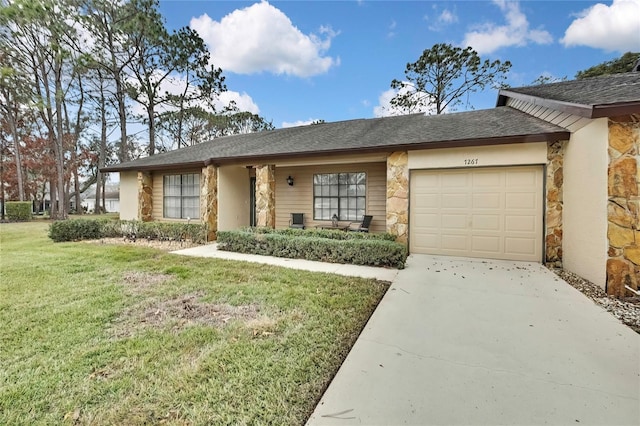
148, 103, 155, 156
95, 82, 107, 214
7, 115, 25, 201
54, 59, 68, 220
116, 77, 128, 162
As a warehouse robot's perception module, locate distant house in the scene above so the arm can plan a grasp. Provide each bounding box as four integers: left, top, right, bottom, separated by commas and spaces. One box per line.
103, 73, 640, 296
81, 188, 120, 213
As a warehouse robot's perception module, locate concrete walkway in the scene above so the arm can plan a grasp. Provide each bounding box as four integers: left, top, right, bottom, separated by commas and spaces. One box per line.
171, 243, 399, 282
306, 255, 640, 426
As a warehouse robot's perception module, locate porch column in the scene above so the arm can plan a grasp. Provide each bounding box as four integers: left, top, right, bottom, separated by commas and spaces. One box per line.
201, 164, 218, 241
255, 164, 276, 228
606, 116, 640, 296
545, 140, 564, 266
386, 151, 409, 244
137, 171, 153, 222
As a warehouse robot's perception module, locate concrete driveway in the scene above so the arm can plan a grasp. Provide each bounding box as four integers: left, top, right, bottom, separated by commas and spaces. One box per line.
307, 255, 640, 426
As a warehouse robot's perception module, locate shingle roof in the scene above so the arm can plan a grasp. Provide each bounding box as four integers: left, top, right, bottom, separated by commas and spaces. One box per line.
498, 72, 640, 117
103, 106, 568, 172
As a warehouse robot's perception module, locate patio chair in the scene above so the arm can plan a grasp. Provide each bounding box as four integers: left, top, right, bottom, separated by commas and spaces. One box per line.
349, 215, 373, 232
289, 213, 305, 229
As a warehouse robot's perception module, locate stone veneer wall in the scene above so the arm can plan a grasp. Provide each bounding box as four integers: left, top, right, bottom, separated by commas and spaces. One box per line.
386, 151, 409, 244
137, 171, 153, 222
255, 165, 276, 228
545, 141, 564, 266
606, 115, 640, 296
200, 165, 218, 241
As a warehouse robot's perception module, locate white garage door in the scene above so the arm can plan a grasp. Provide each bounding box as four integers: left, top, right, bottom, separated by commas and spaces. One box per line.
410, 166, 544, 262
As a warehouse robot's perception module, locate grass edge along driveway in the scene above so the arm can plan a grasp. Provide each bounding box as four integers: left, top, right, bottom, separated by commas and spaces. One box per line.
0, 221, 388, 425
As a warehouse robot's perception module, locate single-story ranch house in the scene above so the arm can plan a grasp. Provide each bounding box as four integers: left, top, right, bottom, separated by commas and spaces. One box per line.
103, 72, 640, 296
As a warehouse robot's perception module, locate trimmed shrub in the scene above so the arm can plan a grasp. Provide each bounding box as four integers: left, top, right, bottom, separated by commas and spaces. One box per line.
5, 202, 32, 221
218, 230, 407, 269
135, 221, 208, 244
48, 219, 208, 244
244, 226, 398, 241
49, 219, 105, 242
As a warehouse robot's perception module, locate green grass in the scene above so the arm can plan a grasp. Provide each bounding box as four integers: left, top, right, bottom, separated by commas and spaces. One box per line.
0, 222, 388, 425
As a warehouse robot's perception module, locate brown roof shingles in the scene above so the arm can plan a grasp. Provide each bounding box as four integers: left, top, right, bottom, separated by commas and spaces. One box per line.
498, 72, 640, 117
103, 106, 569, 172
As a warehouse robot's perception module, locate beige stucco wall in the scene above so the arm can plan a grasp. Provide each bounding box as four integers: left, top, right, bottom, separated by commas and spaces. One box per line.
407, 142, 548, 169
218, 165, 251, 231
274, 162, 387, 233
119, 171, 139, 220
563, 118, 608, 287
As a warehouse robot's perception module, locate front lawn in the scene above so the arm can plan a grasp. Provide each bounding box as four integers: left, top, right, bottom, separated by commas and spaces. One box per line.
0, 222, 388, 425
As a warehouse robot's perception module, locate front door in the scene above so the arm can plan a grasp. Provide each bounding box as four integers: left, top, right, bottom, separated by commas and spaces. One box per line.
249, 177, 256, 227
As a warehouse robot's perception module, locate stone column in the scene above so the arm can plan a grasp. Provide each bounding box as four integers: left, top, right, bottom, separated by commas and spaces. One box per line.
255, 164, 276, 228
137, 171, 153, 222
201, 164, 218, 241
545, 140, 564, 266
386, 151, 409, 244
606, 115, 640, 296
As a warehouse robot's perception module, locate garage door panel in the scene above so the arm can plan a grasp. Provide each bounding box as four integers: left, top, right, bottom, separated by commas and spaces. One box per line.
506, 169, 538, 186
473, 172, 502, 187
506, 215, 537, 232
442, 234, 468, 250
442, 194, 469, 208
442, 214, 467, 230
442, 173, 469, 187
471, 235, 501, 253
410, 166, 543, 262
473, 193, 501, 209
414, 193, 439, 209
506, 192, 538, 209
473, 214, 501, 231
505, 237, 537, 256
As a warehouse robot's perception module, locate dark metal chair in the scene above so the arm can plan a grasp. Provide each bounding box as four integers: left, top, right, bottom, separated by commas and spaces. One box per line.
289, 213, 305, 229
349, 215, 373, 232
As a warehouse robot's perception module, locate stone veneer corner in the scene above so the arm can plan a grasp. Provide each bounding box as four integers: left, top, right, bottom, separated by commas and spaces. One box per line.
386, 151, 409, 244
137, 171, 153, 222
606, 115, 640, 296
545, 140, 564, 266
255, 165, 276, 228
201, 165, 218, 241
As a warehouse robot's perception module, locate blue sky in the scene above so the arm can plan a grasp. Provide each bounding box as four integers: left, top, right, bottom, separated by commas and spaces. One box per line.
157, 0, 640, 128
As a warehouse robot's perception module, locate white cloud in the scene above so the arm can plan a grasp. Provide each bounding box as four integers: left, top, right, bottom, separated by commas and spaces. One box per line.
127, 72, 259, 117
217, 91, 260, 114
373, 86, 436, 118
426, 7, 459, 31
462, 0, 553, 54
388, 19, 397, 38
561, 0, 640, 52
281, 119, 319, 128
190, 1, 339, 77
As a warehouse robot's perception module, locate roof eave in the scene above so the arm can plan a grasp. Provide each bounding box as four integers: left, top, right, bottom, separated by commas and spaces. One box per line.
498, 89, 594, 118
202, 132, 571, 166
591, 101, 640, 118
498, 89, 640, 119
101, 133, 571, 172
101, 161, 207, 173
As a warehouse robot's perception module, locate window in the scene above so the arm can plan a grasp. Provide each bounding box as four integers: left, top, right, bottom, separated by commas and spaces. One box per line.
313, 172, 366, 221
163, 174, 200, 219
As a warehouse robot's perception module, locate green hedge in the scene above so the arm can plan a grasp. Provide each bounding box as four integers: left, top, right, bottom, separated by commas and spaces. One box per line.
49, 219, 208, 244
5, 201, 32, 221
218, 230, 407, 269
242, 226, 398, 241
49, 219, 105, 242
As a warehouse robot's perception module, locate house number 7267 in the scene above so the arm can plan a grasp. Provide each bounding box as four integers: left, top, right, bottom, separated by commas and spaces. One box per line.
464, 158, 479, 165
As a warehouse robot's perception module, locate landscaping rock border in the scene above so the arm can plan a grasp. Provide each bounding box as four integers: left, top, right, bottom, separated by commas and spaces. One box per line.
549, 267, 640, 334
